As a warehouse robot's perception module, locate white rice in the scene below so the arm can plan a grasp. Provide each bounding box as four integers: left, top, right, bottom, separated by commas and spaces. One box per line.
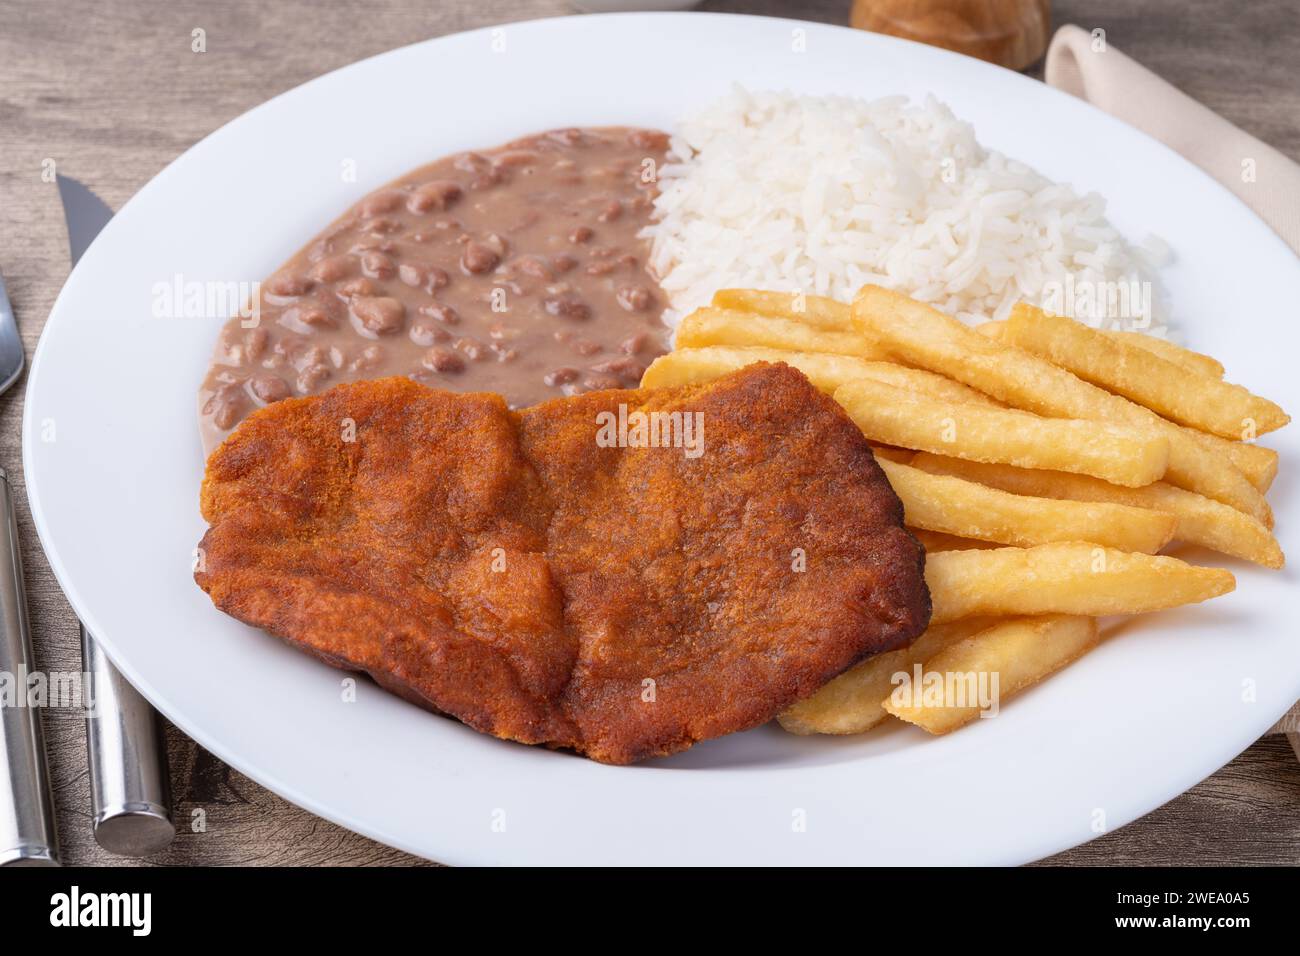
643, 87, 1172, 336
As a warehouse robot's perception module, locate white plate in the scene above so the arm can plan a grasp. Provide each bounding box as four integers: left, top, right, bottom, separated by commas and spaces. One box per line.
25, 13, 1300, 865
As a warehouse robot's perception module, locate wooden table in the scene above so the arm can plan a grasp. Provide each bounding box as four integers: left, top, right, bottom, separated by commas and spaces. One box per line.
1, 0, 1296, 867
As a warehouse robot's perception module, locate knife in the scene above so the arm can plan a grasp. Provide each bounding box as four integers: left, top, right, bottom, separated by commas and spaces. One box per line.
57, 175, 176, 856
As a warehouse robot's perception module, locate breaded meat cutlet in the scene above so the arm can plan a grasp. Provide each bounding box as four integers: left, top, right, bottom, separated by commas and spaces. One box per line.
195, 363, 930, 763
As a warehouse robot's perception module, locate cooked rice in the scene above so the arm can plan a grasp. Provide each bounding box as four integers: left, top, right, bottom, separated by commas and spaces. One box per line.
643, 87, 1171, 336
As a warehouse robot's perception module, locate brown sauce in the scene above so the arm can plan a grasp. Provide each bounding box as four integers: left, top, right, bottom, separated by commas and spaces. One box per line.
198, 126, 671, 454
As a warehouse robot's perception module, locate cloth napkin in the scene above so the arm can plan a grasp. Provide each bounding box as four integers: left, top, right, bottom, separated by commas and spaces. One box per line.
1046, 24, 1300, 252
1045, 25, 1300, 756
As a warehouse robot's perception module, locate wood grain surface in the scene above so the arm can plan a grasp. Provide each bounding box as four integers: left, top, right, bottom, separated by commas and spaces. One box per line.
0, 0, 1296, 867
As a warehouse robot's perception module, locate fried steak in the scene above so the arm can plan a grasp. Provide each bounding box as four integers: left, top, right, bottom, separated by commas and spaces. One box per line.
195, 363, 930, 763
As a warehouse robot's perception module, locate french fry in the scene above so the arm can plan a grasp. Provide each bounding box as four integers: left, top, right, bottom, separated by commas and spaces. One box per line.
1107, 330, 1225, 379
853, 285, 1273, 525
1003, 303, 1289, 439
1212, 438, 1276, 492
833, 378, 1169, 487
908, 529, 1001, 552
925, 542, 1235, 624
982, 318, 1273, 490
641, 346, 1002, 407
877, 458, 1176, 553
979, 319, 1227, 378
710, 288, 851, 329
777, 618, 1003, 735
882, 616, 1100, 734
909, 453, 1284, 569
676, 307, 888, 359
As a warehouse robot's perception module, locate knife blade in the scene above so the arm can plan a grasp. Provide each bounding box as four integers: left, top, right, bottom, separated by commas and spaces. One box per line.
58, 174, 175, 856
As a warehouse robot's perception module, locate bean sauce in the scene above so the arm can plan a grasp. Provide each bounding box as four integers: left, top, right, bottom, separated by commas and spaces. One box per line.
198, 127, 671, 453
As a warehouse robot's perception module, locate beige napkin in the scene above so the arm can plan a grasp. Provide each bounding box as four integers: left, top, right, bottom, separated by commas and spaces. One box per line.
1046, 24, 1300, 253
1046, 25, 1300, 758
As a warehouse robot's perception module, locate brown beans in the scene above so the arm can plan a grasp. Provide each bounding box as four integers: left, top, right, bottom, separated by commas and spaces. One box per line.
590, 356, 640, 380
206, 382, 247, 430
200, 125, 674, 443
418, 303, 459, 325
360, 189, 406, 217
461, 240, 500, 275
245, 327, 270, 360
310, 256, 354, 283
361, 217, 402, 235
407, 180, 464, 213
409, 322, 451, 347
547, 128, 586, 147
583, 373, 622, 391
453, 152, 491, 173
250, 374, 291, 404
494, 150, 538, 169
399, 262, 450, 291
266, 274, 314, 298
543, 295, 591, 321
281, 302, 339, 332
617, 285, 654, 312
423, 347, 465, 373
360, 251, 396, 280
212, 399, 243, 430
543, 367, 579, 386
515, 256, 552, 280
348, 345, 385, 372
296, 364, 331, 394
351, 296, 406, 335
336, 277, 376, 299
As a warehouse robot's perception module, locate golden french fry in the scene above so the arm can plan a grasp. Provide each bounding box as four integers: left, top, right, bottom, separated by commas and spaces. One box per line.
980, 320, 1227, 378
1004, 303, 1289, 439
925, 542, 1235, 624
908, 529, 1001, 552
882, 616, 1099, 735
710, 288, 851, 329
909, 453, 1284, 569
852, 285, 1272, 525
877, 458, 1176, 553
985, 315, 1271, 490
979, 321, 1271, 490
778, 618, 1003, 735
1107, 330, 1225, 379
1215, 439, 1276, 492
677, 307, 888, 359
833, 378, 1169, 487
641, 346, 1001, 407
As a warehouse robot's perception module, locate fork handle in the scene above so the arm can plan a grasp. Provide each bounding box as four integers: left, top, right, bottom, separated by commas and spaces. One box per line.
0, 467, 60, 866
